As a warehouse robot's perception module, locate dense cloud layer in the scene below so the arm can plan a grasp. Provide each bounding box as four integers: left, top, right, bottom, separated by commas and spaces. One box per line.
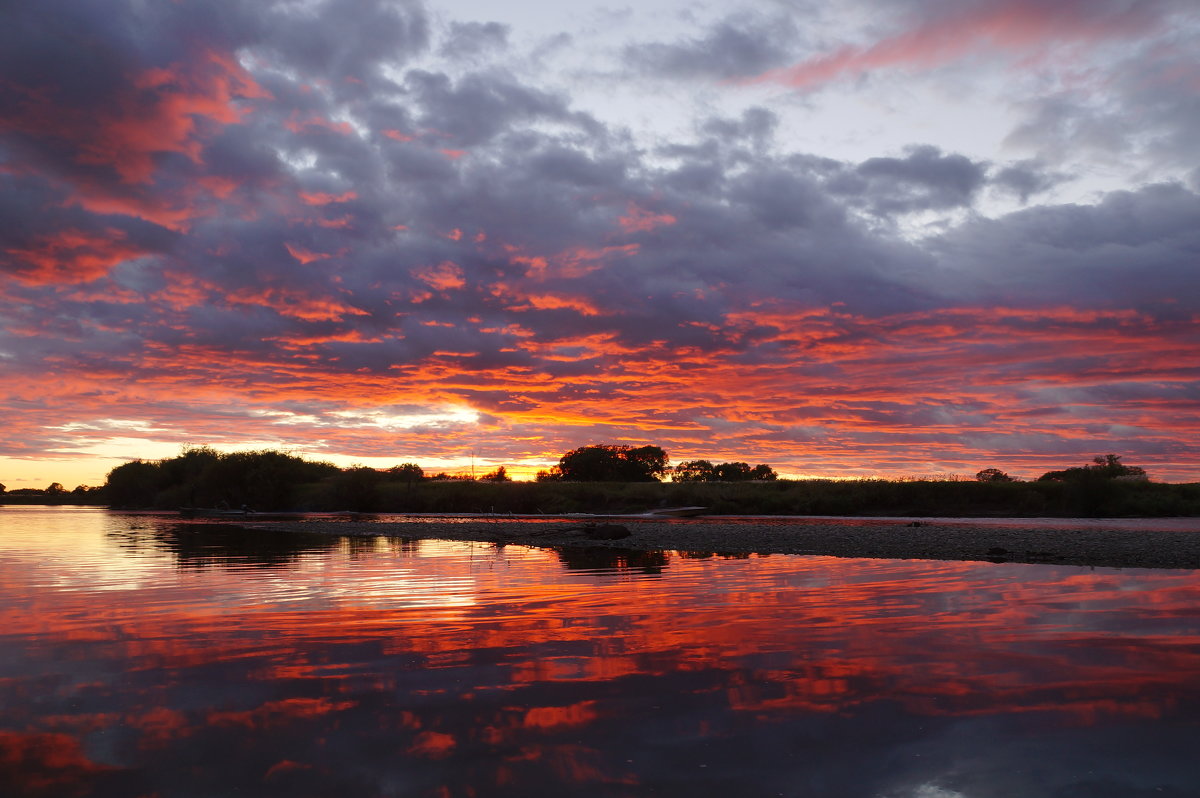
2, 0, 1198, 483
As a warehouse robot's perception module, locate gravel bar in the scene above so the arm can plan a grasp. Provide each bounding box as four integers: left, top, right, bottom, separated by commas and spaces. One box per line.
246, 515, 1200, 570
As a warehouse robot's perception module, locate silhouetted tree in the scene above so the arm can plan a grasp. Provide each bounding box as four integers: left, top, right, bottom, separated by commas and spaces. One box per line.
1039, 454, 1147, 482
673, 460, 715, 482
105, 460, 164, 508
388, 463, 425, 484
750, 464, 778, 481
331, 466, 383, 511
976, 468, 1014, 483
712, 462, 753, 481
556, 445, 670, 482
481, 466, 511, 482
674, 460, 777, 482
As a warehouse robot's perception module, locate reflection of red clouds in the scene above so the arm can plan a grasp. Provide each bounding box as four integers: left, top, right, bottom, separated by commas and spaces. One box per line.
407, 731, 457, 758
127, 706, 191, 749
5, 545, 1200, 795
520, 701, 599, 729
263, 759, 314, 782
208, 697, 357, 729
748, 0, 1165, 89
0, 730, 116, 795
5, 228, 148, 285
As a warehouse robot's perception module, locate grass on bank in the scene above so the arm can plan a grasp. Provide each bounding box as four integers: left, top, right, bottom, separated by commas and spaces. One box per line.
290, 476, 1200, 518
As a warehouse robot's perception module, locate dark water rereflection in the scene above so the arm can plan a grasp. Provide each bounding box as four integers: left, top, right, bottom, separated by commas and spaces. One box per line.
2, 507, 1200, 798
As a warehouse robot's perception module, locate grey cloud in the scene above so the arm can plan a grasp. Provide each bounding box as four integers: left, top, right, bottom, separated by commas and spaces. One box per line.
930, 182, 1200, 312
990, 160, 1071, 203
439, 21, 509, 59
257, 0, 429, 87
700, 107, 779, 152
622, 15, 798, 80
1003, 29, 1200, 177
404, 70, 577, 147
831, 145, 988, 217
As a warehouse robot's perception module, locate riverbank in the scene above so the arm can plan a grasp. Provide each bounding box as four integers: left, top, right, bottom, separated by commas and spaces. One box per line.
246, 515, 1200, 570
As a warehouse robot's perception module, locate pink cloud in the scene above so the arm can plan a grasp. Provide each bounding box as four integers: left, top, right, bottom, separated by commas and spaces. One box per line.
299, 190, 357, 206
748, 0, 1167, 89
618, 202, 678, 234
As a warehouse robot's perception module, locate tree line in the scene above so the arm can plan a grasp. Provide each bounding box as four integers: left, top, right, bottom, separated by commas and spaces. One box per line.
975, 454, 1148, 483
534, 445, 778, 483
3, 447, 1184, 517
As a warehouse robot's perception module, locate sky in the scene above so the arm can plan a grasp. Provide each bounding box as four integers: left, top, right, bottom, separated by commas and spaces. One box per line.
2, 0, 1199, 488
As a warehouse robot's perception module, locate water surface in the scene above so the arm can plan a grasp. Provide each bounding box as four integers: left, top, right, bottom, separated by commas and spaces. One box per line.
2, 507, 1199, 797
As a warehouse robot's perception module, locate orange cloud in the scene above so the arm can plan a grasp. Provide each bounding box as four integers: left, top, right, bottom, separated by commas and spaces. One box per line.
415, 260, 466, 291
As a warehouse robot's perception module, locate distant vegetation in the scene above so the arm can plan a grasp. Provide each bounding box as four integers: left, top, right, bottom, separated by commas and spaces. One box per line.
0, 481, 105, 505
3, 448, 1197, 518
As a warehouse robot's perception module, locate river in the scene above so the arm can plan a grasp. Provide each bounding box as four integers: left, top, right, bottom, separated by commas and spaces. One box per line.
2, 506, 1199, 797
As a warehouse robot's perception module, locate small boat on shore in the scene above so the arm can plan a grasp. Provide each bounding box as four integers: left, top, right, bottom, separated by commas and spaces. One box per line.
178, 507, 251, 519
648, 506, 708, 518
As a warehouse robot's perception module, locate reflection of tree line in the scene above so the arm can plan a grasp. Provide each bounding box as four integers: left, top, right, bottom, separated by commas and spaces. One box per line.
114, 521, 753, 576
109, 523, 341, 570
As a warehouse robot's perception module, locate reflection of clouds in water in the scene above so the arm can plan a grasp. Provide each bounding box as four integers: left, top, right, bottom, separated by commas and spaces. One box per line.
5, 509, 1200, 796
913, 785, 967, 798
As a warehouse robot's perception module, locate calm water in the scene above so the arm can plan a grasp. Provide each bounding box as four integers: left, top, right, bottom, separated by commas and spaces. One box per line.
2, 507, 1199, 798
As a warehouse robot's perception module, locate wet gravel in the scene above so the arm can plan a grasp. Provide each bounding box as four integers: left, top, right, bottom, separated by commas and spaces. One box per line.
247, 515, 1200, 570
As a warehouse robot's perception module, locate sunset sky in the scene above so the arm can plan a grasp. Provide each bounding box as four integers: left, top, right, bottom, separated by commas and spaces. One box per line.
2, 0, 1199, 488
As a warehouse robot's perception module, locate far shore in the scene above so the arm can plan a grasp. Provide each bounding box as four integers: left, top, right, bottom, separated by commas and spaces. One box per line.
243, 515, 1200, 571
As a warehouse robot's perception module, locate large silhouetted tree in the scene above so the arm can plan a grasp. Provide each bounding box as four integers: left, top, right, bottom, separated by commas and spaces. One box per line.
556, 445, 670, 482
975, 468, 1013, 482
1038, 454, 1148, 482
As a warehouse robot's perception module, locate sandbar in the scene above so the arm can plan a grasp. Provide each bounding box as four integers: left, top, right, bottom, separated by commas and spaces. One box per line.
246, 515, 1200, 570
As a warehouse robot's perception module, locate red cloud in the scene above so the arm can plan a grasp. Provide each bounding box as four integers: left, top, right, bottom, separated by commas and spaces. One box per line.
4, 228, 147, 284
4, 50, 267, 184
